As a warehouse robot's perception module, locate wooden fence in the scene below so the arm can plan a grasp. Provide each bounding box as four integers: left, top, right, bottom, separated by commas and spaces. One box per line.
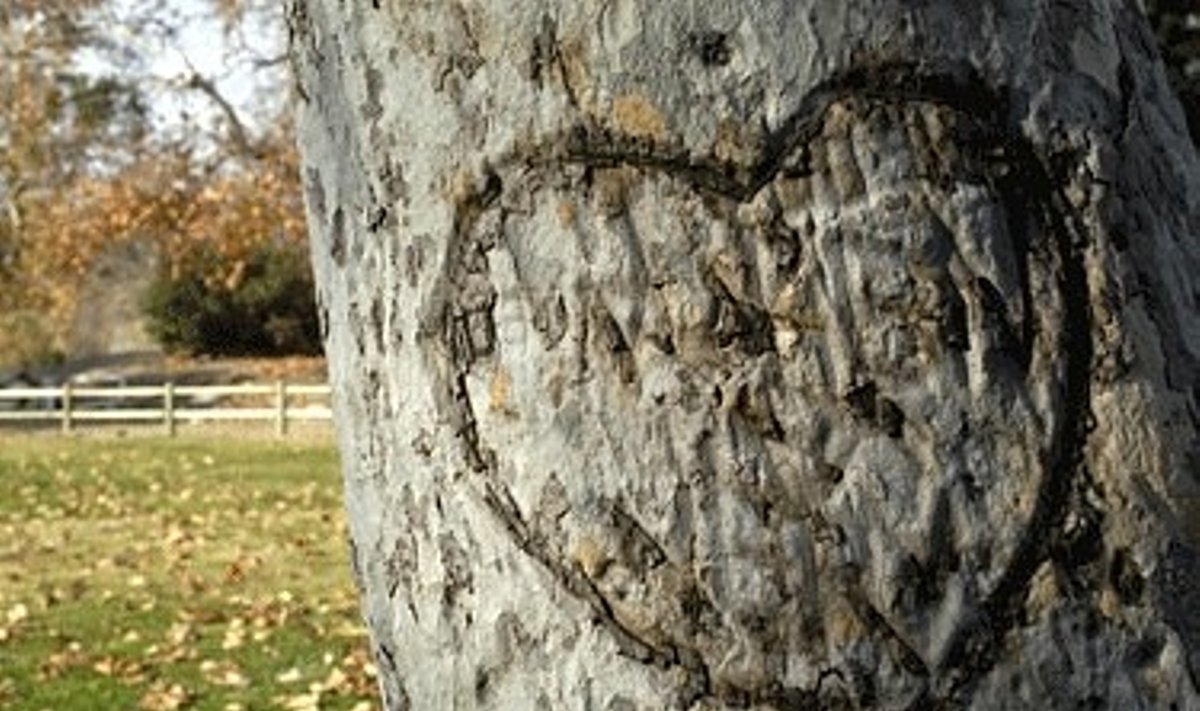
0, 381, 332, 436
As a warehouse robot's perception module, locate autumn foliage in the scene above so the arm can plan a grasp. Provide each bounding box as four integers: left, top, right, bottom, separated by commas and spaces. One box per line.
1, 0, 312, 365
17, 141, 305, 313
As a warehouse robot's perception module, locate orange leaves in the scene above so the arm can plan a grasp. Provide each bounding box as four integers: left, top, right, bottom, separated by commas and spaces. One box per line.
8, 135, 308, 350
174, 142, 307, 274
1, 0, 308, 360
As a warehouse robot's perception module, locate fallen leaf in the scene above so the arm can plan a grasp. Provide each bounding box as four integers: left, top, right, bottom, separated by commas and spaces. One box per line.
201, 659, 250, 688
139, 681, 190, 711
39, 645, 88, 679
5, 603, 28, 625
276, 690, 321, 711
321, 666, 347, 692
167, 622, 192, 646
222, 619, 245, 650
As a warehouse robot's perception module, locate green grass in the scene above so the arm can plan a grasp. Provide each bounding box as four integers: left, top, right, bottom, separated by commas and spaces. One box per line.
0, 435, 377, 711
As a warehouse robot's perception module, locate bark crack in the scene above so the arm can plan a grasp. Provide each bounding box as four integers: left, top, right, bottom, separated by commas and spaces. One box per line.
842, 576, 931, 681
418, 167, 503, 474
552, 61, 1009, 204
480, 480, 835, 709
479, 483, 679, 670
919, 144, 1097, 711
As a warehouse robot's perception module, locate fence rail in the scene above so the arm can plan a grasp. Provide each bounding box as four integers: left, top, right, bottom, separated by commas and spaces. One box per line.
0, 381, 332, 436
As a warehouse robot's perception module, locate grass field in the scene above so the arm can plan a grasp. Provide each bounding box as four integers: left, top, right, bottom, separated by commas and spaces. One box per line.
0, 435, 378, 711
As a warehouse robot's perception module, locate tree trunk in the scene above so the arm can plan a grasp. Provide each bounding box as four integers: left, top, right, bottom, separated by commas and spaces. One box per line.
290, 1, 1200, 708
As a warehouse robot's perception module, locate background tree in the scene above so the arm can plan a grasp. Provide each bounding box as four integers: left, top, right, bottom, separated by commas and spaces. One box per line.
0, 0, 313, 365
0, 0, 148, 362
293, 0, 1199, 709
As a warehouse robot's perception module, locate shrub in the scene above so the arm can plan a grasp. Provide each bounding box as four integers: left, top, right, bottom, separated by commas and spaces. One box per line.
141, 245, 322, 357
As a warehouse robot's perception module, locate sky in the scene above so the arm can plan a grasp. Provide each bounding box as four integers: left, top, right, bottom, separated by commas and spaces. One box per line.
76, 0, 288, 143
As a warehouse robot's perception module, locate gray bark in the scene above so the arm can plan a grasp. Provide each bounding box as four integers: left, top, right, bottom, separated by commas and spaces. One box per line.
291, 1, 1200, 708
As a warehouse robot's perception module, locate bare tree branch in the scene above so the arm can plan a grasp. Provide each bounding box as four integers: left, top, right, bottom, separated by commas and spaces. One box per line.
183, 70, 262, 160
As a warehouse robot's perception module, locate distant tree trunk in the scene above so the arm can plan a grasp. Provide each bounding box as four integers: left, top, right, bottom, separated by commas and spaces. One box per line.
291, 1, 1200, 708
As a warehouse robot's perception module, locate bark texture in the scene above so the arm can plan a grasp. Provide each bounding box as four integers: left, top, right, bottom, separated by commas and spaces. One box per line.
291, 1, 1200, 708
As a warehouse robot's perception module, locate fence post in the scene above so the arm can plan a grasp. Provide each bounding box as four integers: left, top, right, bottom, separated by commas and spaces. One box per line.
164, 382, 176, 437
61, 382, 73, 434
275, 380, 288, 437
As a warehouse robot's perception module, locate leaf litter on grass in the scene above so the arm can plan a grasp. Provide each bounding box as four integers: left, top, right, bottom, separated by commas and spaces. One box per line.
0, 435, 379, 711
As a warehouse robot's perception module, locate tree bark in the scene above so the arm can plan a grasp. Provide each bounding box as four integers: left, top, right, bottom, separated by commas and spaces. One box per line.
291, 1, 1200, 708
